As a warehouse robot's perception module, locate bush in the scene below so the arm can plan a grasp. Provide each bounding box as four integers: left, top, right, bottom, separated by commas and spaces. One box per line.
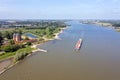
19, 44, 25, 48
3, 44, 24, 52
26, 42, 32, 46
38, 38, 44, 41
9, 40, 14, 45
0, 52, 5, 56
14, 52, 28, 61
3, 45, 13, 52
25, 37, 29, 40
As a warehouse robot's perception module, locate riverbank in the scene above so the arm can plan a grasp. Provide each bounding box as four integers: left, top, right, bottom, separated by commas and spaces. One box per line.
49, 27, 67, 40
0, 43, 45, 75
82, 21, 120, 31
0, 26, 67, 75
0, 58, 13, 74
95, 22, 120, 31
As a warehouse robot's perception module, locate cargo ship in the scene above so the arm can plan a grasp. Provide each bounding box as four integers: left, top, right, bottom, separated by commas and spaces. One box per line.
75, 38, 82, 50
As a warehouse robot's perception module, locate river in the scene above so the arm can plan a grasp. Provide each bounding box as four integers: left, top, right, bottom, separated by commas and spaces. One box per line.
0, 21, 120, 80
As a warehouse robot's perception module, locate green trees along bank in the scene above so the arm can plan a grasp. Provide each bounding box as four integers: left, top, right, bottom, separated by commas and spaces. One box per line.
0, 21, 66, 61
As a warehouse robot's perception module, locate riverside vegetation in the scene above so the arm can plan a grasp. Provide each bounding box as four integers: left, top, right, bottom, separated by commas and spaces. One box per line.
0, 20, 66, 62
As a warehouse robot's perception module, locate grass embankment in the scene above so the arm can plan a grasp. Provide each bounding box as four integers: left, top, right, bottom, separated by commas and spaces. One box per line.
0, 46, 35, 61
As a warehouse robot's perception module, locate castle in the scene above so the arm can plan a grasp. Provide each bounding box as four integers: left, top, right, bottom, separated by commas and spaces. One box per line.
13, 33, 21, 42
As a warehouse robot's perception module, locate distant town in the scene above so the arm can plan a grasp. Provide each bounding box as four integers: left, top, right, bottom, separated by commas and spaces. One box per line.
0, 20, 67, 28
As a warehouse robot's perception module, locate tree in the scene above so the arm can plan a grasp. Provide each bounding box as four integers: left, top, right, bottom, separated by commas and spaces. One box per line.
3, 31, 13, 39
9, 31, 14, 39
18, 29, 22, 35
3, 31, 9, 39
3, 44, 20, 52
46, 27, 52, 37
26, 42, 32, 46
3, 45, 13, 52
38, 38, 44, 41
25, 37, 29, 40
9, 40, 14, 45
14, 52, 28, 61
0, 32, 3, 45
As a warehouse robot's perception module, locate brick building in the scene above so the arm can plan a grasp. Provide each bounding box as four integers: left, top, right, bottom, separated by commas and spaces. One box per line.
13, 33, 21, 42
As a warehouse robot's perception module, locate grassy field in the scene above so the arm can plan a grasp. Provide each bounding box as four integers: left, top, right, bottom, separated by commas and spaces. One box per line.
0, 46, 34, 61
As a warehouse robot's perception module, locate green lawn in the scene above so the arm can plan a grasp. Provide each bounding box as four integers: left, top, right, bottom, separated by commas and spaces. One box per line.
0, 46, 34, 61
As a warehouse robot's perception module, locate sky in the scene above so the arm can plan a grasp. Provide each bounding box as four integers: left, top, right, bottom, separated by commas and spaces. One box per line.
0, 0, 120, 19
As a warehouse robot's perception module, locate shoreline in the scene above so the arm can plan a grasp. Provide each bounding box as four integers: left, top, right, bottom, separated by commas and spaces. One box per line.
0, 26, 67, 75
84, 22, 120, 31
49, 27, 67, 40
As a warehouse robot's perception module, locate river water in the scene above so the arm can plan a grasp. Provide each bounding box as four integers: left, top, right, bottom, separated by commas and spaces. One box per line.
0, 21, 120, 80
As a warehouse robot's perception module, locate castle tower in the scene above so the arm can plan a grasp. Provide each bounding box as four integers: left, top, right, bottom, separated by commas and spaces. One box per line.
13, 33, 16, 42
16, 33, 21, 42
13, 33, 21, 42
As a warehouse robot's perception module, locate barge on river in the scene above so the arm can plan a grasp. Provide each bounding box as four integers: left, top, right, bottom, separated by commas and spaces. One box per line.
75, 38, 83, 50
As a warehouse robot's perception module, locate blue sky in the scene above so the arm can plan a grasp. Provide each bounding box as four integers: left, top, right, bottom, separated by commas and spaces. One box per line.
0, 0, 120, 19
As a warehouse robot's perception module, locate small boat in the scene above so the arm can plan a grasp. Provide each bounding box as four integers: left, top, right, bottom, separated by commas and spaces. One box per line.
75, 38, 82, 50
